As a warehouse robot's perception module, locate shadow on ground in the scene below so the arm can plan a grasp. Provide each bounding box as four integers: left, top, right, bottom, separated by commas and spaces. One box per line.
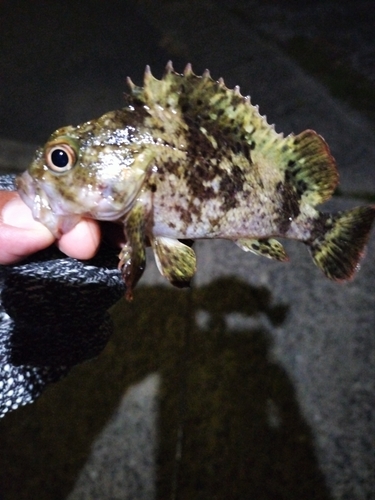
0, 278, 331, 499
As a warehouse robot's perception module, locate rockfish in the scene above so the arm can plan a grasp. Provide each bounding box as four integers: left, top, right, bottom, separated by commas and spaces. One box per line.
17, 63, 375, 300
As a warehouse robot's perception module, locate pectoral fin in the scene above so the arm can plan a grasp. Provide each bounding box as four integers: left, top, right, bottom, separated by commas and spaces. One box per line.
119, 203, 148, 301
152, 237, 197, 287
235, 238, 289, 262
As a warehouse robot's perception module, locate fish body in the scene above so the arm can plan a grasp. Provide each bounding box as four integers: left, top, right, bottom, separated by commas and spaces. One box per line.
17, 63, 375, 299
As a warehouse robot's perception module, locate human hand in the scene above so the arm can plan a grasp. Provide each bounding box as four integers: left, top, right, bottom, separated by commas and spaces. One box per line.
0, 192, 101, 264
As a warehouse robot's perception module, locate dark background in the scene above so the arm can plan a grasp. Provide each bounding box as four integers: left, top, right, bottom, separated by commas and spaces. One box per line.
1, 0, 374, 144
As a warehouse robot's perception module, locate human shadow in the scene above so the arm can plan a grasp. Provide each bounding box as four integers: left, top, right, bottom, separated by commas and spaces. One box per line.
156, 278, 331, 500
0, 278, 332, 500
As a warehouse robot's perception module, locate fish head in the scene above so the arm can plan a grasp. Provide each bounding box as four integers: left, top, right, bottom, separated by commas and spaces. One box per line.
17, 109, 150, 237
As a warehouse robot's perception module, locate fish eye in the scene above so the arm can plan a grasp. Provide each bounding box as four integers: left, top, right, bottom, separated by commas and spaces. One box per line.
45, 143, 77, 172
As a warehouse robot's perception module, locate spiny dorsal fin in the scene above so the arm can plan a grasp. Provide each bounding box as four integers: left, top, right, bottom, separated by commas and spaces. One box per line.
127, 64, 339, 208
164, 60, 174, 75
126, 76, 143, 98
183, 63, 193, 76
127, 63, 277, 145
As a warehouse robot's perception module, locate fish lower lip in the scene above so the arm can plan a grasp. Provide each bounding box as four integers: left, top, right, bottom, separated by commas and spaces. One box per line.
16, 171, 51, 222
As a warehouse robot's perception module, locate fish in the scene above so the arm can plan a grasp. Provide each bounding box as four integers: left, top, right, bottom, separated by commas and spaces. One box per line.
17, 62, 375, 300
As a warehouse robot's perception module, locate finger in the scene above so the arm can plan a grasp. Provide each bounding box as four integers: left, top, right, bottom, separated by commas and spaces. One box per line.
1, 194, 53, 232
57, 218, 101, 260
0, 196, 55, 264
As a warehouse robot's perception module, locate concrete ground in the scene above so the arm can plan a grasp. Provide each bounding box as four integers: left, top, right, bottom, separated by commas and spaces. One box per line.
0, 1, 374, 499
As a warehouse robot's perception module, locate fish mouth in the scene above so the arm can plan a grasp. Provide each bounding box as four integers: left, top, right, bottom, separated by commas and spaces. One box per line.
16, 171, 80, 237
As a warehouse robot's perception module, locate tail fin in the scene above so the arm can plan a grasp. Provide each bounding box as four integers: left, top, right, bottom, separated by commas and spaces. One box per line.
309, 206, 375, 281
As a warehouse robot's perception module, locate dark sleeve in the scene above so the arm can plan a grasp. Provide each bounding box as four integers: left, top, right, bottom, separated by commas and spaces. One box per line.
0, 175, 125, 417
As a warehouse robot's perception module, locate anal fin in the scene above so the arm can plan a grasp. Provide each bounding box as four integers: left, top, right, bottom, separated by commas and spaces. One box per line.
152, 237, 197, 287
235, 238, 289, 262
